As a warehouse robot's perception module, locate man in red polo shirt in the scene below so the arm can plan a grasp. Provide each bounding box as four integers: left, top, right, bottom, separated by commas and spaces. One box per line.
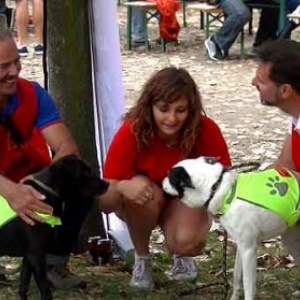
252, 39, 300, 172
252, 39, 300, 298
0, 28, 90, 289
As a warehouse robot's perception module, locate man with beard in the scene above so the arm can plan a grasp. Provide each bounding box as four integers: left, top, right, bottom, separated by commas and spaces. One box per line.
252, 39, 300, 172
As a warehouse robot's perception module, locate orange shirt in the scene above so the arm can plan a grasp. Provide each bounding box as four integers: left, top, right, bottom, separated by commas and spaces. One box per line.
104, 116, 231, 184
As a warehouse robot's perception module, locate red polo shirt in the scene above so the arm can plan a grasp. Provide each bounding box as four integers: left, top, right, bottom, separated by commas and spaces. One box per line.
104, 116, 231, 184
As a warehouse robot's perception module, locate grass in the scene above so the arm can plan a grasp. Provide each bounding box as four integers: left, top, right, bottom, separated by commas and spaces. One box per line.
0, 231, 299, 299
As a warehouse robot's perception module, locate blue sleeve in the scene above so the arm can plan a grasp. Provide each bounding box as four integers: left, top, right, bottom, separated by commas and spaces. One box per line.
33, 82, 61, 129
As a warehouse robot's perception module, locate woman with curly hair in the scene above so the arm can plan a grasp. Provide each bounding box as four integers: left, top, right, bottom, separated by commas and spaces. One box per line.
98, 67, 231, 290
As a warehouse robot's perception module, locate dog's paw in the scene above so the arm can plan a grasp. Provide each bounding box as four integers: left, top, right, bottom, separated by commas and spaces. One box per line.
266, 176, 288, 196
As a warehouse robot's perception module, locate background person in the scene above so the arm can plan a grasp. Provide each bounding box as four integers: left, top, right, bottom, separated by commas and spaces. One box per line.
252, 38, 300, 298
205, 0, 279, 60
252, 40, 300, 171
98, 67, 231, 289
15, 0, 43, 56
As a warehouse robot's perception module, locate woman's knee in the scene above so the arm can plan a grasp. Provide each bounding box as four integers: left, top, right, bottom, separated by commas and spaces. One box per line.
165, 230, 208, 256
161, 201, 212, 255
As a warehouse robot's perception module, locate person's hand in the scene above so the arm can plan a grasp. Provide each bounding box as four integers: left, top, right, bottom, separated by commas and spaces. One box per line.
6, 182, 53, 226
117, 177, 154, 206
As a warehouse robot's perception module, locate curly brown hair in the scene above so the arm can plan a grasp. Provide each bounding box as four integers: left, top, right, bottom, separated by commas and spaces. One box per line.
126, 67, 205, 154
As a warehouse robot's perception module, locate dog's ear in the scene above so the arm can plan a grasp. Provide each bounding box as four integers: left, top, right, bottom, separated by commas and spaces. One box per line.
168, 166, 194, 198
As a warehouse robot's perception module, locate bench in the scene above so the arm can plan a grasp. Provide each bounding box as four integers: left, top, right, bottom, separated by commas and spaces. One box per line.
123, 1, 188, 52
123, 1, 166, 51
186, 3, 224, 39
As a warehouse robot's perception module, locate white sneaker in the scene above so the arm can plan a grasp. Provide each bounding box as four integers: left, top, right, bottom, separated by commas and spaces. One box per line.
204, 36, 225, 61
129, 255, 154, 290
165, 255, 198, 281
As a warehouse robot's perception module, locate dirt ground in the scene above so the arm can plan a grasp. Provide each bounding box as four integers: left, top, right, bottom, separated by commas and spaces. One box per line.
18, 3, 296, 165
3, 3, 300, 299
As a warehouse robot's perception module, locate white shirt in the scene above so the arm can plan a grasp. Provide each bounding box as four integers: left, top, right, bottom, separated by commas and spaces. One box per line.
289, 115, 300, 133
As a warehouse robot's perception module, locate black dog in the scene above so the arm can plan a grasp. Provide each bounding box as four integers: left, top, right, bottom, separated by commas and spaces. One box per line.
0, 155, 109, 300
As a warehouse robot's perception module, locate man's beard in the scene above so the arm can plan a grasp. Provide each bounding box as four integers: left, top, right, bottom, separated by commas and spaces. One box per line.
261, 99, 276, 106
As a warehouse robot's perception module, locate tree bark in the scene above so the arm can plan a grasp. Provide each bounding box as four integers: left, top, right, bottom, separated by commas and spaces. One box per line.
46, 0, 106, 253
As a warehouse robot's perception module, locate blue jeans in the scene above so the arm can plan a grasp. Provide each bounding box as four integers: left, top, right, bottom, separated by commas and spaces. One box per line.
214, 0, 279, 52
214, 0, 250, 53
130, 0, 147, 42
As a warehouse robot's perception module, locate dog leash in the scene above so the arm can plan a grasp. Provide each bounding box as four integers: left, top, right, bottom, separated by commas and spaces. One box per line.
178, 161, 261, 299
177, 227, 230, 299
228, 161, 261, 173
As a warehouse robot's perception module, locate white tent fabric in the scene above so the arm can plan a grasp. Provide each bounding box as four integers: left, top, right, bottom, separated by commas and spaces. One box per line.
89, 0, 134, 256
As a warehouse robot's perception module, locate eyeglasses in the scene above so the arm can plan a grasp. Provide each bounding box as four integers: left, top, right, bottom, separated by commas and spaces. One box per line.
0, 114, 24, 144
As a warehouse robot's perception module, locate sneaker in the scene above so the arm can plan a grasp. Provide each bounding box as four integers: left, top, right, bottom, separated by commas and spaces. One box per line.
18, 46, 29, 57
129, 255, 154, 290
34, 44, 44, 55
165, 255, 198, 281
204, 36, 224, 61
47, 265, 87, 289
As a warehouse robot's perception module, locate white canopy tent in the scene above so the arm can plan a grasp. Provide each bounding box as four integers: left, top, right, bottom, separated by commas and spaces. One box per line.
89, 0, 133, 257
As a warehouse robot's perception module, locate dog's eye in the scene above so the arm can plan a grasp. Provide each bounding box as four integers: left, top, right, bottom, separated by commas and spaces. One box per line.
205, 157, 218, 164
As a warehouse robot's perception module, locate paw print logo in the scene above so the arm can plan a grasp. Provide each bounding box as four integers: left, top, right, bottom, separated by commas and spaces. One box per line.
266, 176, 288, 196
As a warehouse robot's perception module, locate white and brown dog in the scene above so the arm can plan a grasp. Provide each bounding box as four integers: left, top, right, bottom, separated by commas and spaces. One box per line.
162, 156, 300, 300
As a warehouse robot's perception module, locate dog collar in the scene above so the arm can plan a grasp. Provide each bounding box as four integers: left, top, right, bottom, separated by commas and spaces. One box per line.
204, 169, 227, 209
28, 178, 60, 198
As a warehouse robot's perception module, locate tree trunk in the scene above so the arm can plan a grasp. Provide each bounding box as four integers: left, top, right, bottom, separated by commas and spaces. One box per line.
46, 0, 106, 253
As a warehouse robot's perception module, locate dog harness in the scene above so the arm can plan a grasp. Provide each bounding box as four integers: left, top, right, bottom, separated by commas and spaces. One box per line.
220, 168, 300, 227
0, 196, 62, 229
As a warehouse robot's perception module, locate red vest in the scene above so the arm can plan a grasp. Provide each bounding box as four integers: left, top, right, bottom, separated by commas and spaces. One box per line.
292, 124, 300, 172
0, 78, 51, 182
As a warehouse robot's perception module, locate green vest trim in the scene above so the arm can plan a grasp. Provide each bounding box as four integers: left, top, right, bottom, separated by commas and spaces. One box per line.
220, 168, 300, 227
0, 196, 62, 228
